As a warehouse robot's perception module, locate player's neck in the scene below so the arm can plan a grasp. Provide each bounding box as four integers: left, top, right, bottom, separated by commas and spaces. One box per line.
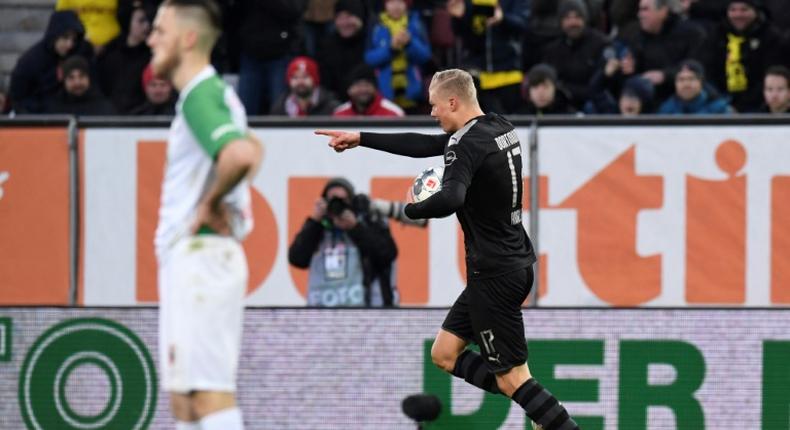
172, 55, 211, 92
455, 106, 485, 128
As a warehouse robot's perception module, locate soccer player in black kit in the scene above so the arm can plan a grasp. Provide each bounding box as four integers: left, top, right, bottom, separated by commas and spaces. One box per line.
315, 69, 579, 430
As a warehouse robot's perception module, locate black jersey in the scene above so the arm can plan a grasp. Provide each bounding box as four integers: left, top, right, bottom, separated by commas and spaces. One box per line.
360, 113, 536, 279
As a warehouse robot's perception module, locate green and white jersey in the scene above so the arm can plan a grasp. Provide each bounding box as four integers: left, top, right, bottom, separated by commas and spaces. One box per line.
155, 66, 253, 259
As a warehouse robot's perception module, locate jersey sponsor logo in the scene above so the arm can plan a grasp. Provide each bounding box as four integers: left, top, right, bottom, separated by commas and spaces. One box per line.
445, 151, 457, 166
495, 130, 520, 151
210, 124, 241, 143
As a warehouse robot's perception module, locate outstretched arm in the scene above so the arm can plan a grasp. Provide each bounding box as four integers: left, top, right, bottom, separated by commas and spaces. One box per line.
315, 129, 447, 158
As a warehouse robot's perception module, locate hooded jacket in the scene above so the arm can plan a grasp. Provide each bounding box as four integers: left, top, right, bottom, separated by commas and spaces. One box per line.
95, 3, 154, 113
9, 10, 88, 113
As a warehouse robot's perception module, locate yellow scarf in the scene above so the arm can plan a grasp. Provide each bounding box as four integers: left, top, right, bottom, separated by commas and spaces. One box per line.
726, 33, 748, 93
379, 12, 409, 94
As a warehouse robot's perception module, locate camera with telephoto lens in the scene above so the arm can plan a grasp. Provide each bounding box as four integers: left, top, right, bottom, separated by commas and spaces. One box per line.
327, 194, 428, 227
326, 196, 353, 217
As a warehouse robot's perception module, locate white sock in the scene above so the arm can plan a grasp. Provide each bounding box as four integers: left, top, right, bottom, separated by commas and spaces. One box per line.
175, 421, 199, 430
200, 407, 244, 430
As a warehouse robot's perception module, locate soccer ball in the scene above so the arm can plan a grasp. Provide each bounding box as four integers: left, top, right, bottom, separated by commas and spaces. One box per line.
411, 166, 444, 203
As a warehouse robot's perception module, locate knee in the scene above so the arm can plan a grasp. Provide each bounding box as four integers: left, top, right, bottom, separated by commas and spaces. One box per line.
430, 344, 458, 373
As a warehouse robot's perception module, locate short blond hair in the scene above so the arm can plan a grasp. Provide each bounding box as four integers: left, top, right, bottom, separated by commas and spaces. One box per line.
430, 69, 477, 102
164, 0, 221, 51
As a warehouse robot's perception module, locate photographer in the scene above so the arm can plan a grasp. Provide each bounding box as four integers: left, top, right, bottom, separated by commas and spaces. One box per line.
288, 177, 399, 307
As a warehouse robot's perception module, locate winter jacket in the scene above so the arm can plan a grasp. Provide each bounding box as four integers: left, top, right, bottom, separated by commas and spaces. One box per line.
333, 92, 405, 117
364, 11, 431, 104
541, 27, 610, 108
45, 86, 117, 116
96, 35, 150, 113
453, 0, 530, 76
658, 88, 733, 114
237, 0, 307, 60
701, 13, 790, 112
288, 216, 398, 307
317, 29, 367, 97
617, 14, 706, 99
9, 11, 89, 113
270, 88, 340, 117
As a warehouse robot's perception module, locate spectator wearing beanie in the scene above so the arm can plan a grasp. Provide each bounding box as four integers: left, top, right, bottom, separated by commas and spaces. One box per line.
270, 56, 340, 117
236, 0, 307, 115
333, 64, 404, 116
540, 0, 610, 110
618, 76, 655, 115
700, 0, 790, 112
658, 59, 733, 114
317, 0, 369, 98
96, 0, 155, 113
10, 10, 91, 113
130, 64, 176, 115
365, 0, 431, 113
448, 0, 529, 115
46, 55, 116, 115
519, 63, 577, 115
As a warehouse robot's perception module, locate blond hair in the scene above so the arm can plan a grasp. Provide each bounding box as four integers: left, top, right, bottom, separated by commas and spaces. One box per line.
430, 69, 477, 103
164, 0, 221, 51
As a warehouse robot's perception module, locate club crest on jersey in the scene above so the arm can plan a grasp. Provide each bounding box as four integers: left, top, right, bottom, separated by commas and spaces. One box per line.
445, 150, 457, 166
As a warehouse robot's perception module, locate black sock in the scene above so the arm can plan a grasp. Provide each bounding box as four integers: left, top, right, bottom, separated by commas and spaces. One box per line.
511, 378, 579, 430
451, 349, 500, 394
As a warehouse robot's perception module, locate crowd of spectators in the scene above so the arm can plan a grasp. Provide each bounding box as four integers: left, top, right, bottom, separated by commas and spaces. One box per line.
3, 0, 790, 117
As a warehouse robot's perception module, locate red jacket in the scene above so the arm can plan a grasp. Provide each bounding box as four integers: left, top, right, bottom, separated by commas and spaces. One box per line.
333, 93, 404, 117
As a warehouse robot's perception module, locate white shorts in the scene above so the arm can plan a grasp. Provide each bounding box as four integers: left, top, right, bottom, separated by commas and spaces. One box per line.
158, 235, 248, 393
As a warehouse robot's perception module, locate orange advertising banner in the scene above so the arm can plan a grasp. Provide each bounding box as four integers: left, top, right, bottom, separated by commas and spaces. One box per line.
0, 128, 71, 304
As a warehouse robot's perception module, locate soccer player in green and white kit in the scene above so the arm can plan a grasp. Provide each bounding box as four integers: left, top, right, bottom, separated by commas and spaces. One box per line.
147, 1, 261, 429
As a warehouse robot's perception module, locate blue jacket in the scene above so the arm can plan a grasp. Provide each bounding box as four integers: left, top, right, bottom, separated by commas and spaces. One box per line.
364, 11, 432, 104
658, 89, 733, 115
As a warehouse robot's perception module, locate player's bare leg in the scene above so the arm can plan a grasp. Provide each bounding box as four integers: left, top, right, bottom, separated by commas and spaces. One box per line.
430, 328, 467, 372
432, 328, 501, 394
170, 393, 197, 428
494, 363, 532, 396
190, 391, 242, 430
192, 391, 237, 417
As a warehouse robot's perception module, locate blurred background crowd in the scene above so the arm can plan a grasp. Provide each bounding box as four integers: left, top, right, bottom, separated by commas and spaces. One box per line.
1, 0, 789, 118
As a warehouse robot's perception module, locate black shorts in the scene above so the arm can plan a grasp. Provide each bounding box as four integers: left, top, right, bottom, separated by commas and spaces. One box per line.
441, 266, 534, 373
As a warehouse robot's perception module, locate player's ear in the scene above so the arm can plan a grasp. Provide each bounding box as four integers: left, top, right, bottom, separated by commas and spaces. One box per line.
182, 28, 199, 50
448, 96, 458, 111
